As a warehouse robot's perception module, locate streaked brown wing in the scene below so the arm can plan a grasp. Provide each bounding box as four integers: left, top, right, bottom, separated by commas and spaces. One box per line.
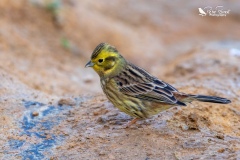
114, 63, 186, 106
118, 81, 185, 105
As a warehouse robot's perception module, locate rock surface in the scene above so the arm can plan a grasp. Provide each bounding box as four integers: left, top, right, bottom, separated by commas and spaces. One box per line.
0, 0, 240, 159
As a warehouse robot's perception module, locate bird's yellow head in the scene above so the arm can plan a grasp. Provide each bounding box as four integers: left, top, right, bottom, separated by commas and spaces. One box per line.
85, 43, 127, 78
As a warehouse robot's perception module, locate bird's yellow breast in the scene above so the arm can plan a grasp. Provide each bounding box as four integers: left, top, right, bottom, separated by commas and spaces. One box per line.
100, 78, 173, 118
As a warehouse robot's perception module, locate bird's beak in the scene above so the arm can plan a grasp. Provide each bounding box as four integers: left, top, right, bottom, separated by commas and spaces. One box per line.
85, 61, 94, 68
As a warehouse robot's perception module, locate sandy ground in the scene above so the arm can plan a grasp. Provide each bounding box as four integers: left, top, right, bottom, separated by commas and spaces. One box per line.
0, 0, 240, 159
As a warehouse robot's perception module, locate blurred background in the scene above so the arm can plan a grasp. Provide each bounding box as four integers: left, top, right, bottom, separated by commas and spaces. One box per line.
0, 0, 239, 96
1, 1, 240, 159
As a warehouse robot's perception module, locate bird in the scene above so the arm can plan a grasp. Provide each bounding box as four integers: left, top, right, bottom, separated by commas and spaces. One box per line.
85, 43, 231, 127
198, 8, 207, 16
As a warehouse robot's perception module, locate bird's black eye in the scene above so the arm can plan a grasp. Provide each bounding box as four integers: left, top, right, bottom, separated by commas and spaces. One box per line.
98, 59, 103, 63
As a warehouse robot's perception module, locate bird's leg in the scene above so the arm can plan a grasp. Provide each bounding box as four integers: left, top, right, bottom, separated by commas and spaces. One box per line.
125, 118, 139, 128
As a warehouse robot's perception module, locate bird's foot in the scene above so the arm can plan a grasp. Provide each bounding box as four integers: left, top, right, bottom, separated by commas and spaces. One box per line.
125, 118, 139, 128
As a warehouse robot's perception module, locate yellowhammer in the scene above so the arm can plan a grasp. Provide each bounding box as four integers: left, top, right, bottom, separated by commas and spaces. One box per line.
85, 43, 231, 127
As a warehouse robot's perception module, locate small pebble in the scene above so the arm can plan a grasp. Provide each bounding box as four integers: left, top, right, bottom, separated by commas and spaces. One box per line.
32, 111, 39, 117
58, 98, 76, 106
218, 148, 225, 153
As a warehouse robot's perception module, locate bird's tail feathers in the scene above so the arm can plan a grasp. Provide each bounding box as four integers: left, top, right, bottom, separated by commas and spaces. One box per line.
188, 94, 231, 104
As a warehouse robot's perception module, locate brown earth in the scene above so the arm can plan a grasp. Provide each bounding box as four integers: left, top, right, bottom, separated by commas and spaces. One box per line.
0, 0, 240, 159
